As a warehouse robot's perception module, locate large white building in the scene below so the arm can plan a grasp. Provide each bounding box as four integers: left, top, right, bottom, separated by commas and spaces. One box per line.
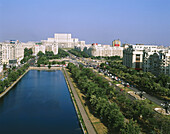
123, 44, 170, 76
32, 44, 46, 56
0, 42, 24, 65
75, 40, 123, 58
0, 40, 59, 67
87, 44, 123, 57
41, 33, 85, 48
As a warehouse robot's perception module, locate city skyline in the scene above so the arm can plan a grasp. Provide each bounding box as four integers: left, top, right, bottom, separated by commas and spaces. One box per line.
0, 0, 170, 46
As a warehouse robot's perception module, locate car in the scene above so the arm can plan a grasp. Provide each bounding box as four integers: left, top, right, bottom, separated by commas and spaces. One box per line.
124, 83, 130, 87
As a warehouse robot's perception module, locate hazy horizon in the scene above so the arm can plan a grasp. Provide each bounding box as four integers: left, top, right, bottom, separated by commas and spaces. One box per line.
0, 0, 170, 46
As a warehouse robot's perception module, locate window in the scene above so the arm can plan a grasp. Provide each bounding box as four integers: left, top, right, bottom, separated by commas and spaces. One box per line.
136, 54, 140, 61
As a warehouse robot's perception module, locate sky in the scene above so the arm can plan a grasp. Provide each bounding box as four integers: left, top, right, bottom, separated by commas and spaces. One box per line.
0, 0, 170, 46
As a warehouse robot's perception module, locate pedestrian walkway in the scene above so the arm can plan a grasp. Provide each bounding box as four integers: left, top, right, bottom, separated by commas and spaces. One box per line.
63, 68, 96, 134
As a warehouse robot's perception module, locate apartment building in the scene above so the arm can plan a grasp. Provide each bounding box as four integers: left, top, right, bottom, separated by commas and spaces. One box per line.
32, 44, 46, 56
0, 42, 24, 65
87, 44, 123, 57
75, 40, 123, 57
143, 49, 170, 76
123, 44, 170, 76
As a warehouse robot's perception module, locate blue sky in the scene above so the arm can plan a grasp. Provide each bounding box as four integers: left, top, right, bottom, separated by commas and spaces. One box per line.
0, 0, 170, 46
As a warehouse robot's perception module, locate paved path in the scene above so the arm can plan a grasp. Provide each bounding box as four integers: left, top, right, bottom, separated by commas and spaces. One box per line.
63, 68, 96, 134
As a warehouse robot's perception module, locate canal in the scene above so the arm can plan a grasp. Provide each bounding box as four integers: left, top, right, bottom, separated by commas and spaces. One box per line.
0, 70, 83, 134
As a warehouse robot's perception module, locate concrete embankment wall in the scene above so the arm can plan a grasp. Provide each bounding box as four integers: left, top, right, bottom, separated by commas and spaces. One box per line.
29, 67, 62, 70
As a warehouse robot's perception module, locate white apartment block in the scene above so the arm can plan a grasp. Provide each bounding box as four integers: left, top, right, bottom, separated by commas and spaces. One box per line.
0, 42, 24, 65
77, 43, 123, 57
41, 33, 85, 48
22, 42, 35, 49
43, 43, 58, 55
143, 49, 170, 76
0, 44, 2, 65
75, 44, 92, 51
0, 40, 59, 67
123, 44, 170, 76
32, 44, 46, 56
90, 44, 123, 57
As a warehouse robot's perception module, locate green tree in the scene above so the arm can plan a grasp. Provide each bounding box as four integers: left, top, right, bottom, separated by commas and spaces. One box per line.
37, 51, 44, 57
121, 119, 141, 134
3, 79, 9, 88
3, 64, 7, 70
48, 62, 51, 69
37, 63, 40, 67
52, 61, 57, 65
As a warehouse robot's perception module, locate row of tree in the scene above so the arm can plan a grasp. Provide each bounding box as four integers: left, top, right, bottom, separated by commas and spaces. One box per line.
82, 64, 170, 133
68, 49, 123, 61
37, 49, 69, 65
0, 64, 29, 93
91, 56, 122, 61
101, 61, 170, 98
67, 63, 141, 134
68, 63, 170, 134
21, 48, 34, 64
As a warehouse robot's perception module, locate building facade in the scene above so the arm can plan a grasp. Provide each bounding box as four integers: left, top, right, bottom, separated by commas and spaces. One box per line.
32, 44, 46, 56
143, 49, 170, 76
41, 33, 85, 48
112, 39, 121, 47
123, 44, 170, 76
89, 44, 123, 57
0, 40, 59, 66
0, 42, 24, 65
76, 42, 123, 57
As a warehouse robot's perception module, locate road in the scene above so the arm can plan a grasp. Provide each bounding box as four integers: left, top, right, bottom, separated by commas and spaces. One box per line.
129, 86, 170, 106
66, 50, 170, 108
96, 69, 169, 107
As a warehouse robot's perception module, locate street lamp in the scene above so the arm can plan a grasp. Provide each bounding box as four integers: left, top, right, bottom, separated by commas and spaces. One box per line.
161, 101, 170, 114
136, 91, 145, 98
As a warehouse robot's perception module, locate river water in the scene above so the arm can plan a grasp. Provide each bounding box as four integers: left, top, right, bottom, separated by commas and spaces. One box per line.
0, 70, 82, 134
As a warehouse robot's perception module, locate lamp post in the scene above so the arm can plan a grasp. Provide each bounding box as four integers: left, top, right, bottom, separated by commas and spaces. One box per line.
161, 101, 170, 114
136, 91, 145, 98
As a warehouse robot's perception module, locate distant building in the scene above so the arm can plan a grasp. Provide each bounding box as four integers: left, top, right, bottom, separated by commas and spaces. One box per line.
32, 44, 46, 56
89, 44, 123, 57
75, 44, 91, 51
41, 33, 85, 48
76, 42, 123, 57
112, 39, 121, 47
